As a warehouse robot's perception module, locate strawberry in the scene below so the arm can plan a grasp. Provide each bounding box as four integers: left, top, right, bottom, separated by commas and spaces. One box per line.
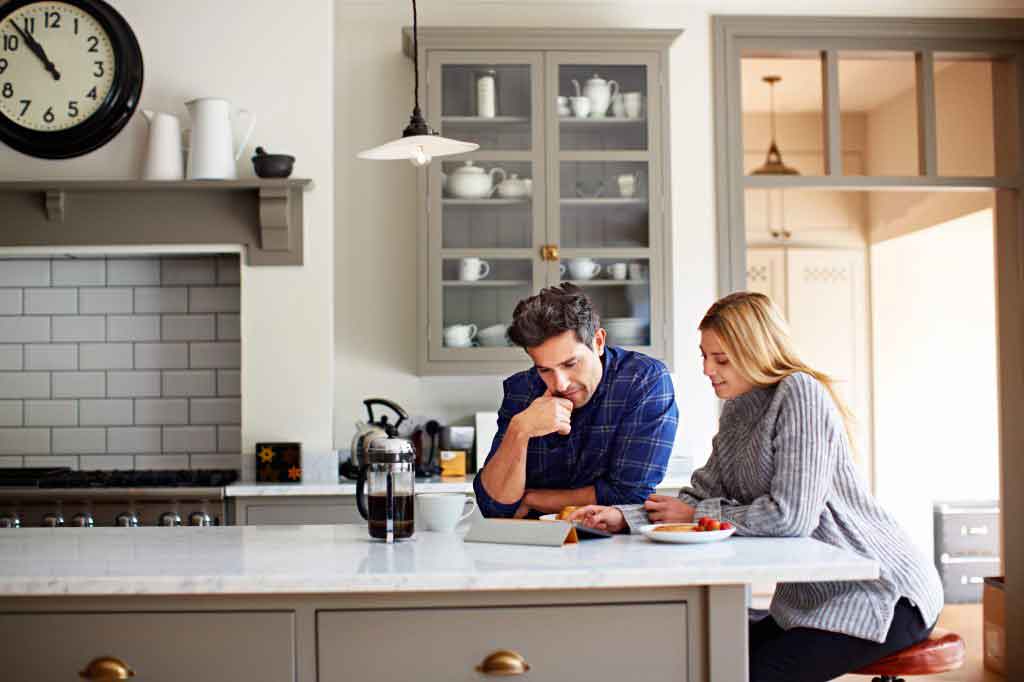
721, 521, 733, 531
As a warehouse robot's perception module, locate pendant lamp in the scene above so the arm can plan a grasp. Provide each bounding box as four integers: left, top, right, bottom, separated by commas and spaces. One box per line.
751, 76, 799, 176
357, 0, 478, 166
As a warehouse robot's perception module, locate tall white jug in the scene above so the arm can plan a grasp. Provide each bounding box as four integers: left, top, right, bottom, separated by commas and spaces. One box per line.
141, 110, 185, 181
186, 98, 255, 180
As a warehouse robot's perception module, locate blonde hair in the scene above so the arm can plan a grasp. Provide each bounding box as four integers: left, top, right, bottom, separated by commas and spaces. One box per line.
699, 292, 856, 449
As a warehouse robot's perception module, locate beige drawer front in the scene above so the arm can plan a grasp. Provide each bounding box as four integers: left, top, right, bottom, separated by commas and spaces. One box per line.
0, 611, 295, 682
318, 602, 688, 681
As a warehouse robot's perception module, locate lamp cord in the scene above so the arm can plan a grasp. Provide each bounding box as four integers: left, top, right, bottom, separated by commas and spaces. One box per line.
412, 0, 419, 112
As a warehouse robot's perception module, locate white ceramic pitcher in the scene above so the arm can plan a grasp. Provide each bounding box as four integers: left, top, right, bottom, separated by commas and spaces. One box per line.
141, 110, 184, 181
185, 98, 255, 180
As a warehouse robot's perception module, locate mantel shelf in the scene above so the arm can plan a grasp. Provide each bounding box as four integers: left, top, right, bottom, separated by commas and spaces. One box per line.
0, 179, 314, 266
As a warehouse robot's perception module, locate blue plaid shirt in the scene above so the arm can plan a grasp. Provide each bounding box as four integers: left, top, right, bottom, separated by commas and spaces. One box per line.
473, 345, 678, 517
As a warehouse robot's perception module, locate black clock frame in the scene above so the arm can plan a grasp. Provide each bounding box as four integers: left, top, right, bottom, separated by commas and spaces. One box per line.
0, 0, 143, 159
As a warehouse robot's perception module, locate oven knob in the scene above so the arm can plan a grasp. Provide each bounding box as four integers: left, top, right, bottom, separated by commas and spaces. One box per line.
188, 511, 213, 527
42, 511, 65, 528
158, 511, 182, 527
71, 512, 95, 528
114, 511, 141, 527
0, 513, 21, 529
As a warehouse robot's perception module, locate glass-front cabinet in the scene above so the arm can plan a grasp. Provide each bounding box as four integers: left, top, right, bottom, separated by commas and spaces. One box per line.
417, 31, 678, 374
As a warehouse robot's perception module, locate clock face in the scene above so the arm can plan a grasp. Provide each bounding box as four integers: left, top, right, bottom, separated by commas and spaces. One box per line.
0, 2, 116, 132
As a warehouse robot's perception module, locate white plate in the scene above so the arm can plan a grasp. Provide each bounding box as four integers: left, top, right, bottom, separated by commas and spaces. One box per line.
539, 513, 559, 521
639, 523, 736, 544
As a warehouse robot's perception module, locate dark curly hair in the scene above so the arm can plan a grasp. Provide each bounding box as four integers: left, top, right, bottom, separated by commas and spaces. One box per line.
507, 283, 600, 349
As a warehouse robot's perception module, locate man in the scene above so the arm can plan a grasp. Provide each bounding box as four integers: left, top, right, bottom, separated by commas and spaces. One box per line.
473, 284, 678, 518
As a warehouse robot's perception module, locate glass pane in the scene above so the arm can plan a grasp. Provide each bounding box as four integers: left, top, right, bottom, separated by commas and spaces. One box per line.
442, 258, 532, 348
742, 53, 824, 175
441, 63, 531, 151
558, 64, 647, 151
559, 161, 648, 248
559, 258, 651, 347
744, 188, 867, 247
839, 51, 918, 176
441, 160, 533, 249
935, 54, 996, 177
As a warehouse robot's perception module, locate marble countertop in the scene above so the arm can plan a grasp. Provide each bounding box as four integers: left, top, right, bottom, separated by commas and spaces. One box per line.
226, 475, 692, 497
0, 524, 878, 596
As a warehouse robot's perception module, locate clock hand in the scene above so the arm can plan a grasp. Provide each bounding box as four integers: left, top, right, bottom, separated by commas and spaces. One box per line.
8, 20, 60, 81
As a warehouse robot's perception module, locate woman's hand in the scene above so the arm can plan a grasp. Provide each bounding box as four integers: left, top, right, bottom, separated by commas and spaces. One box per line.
643, 495, 695, 523
568, 505, 627, 533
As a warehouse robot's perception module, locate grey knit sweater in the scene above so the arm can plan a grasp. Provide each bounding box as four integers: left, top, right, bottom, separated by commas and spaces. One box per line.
618, 371, 944, 643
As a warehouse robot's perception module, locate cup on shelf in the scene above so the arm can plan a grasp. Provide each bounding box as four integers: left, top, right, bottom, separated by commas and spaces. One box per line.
478, 323, 510, 347
556, 96, 571, 117
616, 172, 638, 198
443, 323, 478, 348
458, 257, 491, 282
608, 262, 628, 280
570, 96, 592, 119
623, 92, 643, 119
628, 262, 647, 281
611, 92, 626, 118
560, 258, 602, 281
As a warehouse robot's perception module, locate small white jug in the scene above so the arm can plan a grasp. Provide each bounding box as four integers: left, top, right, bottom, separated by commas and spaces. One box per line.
141, 110, 184, 181
186, 98, 255, 180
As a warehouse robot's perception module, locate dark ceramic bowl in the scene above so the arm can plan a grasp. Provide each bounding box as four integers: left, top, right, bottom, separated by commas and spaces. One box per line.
252, 147, 296, 178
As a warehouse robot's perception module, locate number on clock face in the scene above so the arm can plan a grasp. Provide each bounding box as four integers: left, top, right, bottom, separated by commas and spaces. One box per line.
0, 2, 116, 131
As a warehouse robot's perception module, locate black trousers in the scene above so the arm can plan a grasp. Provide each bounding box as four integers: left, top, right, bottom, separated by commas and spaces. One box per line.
748, 597, 933, 682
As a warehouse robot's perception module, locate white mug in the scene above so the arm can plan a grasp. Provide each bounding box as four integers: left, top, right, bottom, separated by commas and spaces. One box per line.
617, 173, 637, 198
570, 96, 591, 118
418, 493, 477, 532
611, 92, 626, 118
478, 323, 509, 347
444, 323, 477, 347
560, 258, 602, 281
623, 92, 643, 119
459, 257, 491, 282
609, 262, 628, 280
556, 96, 571, 117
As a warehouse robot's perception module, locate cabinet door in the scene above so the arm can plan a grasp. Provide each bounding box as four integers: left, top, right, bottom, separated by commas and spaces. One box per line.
548, 53, 667, 359
426, 52, 546, 368
746, 247, 787, 314
318, 602, 688, 681
0, 611, 295, 682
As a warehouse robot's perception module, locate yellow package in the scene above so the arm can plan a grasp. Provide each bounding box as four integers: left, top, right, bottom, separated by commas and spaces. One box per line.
439, 449, 467, 477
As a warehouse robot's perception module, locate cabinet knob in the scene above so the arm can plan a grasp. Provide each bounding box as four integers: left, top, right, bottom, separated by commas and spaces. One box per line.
476, 649, 531, 676
79, 656, 135, 681
540, 244, 560, 261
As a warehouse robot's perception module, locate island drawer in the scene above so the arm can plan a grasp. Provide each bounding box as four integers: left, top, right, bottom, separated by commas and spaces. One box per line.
318, 601, 688, 681
0, 610, 295, 682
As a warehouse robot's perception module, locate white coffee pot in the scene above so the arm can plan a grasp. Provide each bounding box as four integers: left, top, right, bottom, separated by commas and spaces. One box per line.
186, 97, 255, 180
572, 74, 620, 118
141, 110, 184, 181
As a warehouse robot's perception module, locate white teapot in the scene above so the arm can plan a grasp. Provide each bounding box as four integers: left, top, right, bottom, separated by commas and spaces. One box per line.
572, 73, 620, 118
494, 173, 530, 199
447, 161, 507, 199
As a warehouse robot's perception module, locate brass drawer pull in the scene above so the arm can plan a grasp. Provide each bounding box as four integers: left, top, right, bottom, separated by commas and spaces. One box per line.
540, 244, 560, 261
476, 649, 531, 676
79, 656, 135, 681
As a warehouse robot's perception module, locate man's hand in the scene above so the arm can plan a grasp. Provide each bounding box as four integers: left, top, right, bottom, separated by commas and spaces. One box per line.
510, 389, 572, 439
568, 505, 627, 533
643, 495, 695, 523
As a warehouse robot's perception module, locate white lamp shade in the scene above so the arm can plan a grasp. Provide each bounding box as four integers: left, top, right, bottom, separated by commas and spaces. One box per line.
357, 134, 479, 161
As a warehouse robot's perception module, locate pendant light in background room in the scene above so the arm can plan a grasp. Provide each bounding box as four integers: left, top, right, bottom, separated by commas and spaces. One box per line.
752, 75, 797, 240
357, 0, 478, 166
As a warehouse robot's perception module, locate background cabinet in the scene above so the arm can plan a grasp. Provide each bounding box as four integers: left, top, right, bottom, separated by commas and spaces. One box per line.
412, 30, 679, 375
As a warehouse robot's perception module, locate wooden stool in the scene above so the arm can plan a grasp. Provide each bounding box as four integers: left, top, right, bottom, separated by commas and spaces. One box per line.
854, 628, 965, 681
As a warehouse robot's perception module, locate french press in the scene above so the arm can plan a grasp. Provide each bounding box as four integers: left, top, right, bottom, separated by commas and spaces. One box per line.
355, 436, 416, 543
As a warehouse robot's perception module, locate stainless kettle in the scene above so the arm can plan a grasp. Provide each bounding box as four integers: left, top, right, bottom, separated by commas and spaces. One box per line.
346, 398, 410, 475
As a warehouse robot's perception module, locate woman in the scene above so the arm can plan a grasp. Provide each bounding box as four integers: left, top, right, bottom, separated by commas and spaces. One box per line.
571, 292, 944, 682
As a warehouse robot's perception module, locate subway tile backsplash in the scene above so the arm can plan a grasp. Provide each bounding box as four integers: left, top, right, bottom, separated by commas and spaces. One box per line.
0, 255, 241, 471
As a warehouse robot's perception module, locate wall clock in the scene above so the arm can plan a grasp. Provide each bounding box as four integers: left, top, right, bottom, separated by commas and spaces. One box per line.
0, 0, 143, 159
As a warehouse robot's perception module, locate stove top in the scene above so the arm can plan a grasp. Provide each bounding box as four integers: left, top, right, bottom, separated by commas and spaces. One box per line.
0, 468, 239, 489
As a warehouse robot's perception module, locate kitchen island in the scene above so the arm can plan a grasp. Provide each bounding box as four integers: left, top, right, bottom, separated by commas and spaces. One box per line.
0, 524, 877, 682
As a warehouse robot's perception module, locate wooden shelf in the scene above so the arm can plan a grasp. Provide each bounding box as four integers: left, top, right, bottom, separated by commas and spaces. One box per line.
442, 116, 530, 124
443, 198, 531, 205
0, 179, 314, 266
442, 279, 530, 287
560, 197, 647, 205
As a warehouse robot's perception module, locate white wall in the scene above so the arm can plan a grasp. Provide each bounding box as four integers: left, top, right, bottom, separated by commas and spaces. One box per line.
333, 0, 1022, 474
0, 1, 336, 481
871, 208, 999, 559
